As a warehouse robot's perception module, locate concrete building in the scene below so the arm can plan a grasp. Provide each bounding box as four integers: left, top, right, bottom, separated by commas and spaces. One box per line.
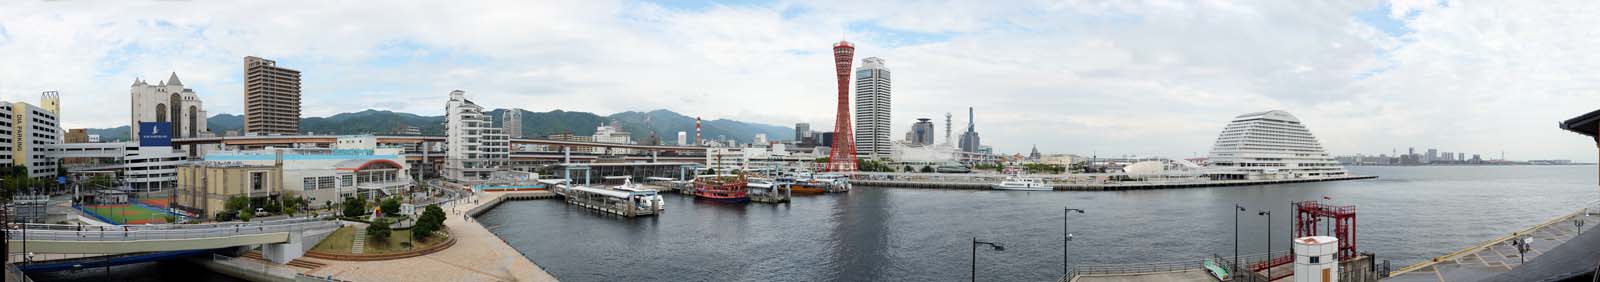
753, 133, 768, 145
201, 145, 410, 207
444, 90, 509, 184
1206, 110, 1347, 179
592, 123, 634, 154
13, 98, 61, 179
854, 57, 892, 159
795, 123, 810, 142
243, 56, 302, 135
503, 109, 523, 139
677, 131, 688, 146
959, 107, 982, 153
131, 73, 208, 140
53, 143, 188, 191
65, 129, 88, 143
911, 118, 934, 145
175, 161, 283, 219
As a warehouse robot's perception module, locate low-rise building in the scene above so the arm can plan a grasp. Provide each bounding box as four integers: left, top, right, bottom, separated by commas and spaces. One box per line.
175, 162, 283, 219
202, 146, 411, 208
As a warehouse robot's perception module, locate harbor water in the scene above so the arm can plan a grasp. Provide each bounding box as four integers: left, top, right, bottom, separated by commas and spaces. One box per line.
477, 166, 1598, 282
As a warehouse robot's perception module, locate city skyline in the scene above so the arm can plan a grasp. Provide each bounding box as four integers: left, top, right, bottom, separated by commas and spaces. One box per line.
2, 1, 1600, 161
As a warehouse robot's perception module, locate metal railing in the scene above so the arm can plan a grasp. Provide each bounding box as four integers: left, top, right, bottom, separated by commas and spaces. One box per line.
7, 220, 339, 242
16, 215, 332, 231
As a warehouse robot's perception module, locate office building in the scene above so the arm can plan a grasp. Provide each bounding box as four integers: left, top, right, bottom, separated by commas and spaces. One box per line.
959, 108, 982, 153
175, 161, 282, 219
754, 133, 768, 145
854, 57, 892, 159
1206, 110, 1347, 179
503, 109, 523, 139
677, 131, 688, 146
911, 118, 934, 145
131, 73, 209, 140
66, 129, 88, 143
444, 90, 509, 183
795, 123, 810, 141
243, 56, 302, 135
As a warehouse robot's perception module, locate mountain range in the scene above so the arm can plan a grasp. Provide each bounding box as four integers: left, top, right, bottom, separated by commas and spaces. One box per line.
86, 109, 795, 144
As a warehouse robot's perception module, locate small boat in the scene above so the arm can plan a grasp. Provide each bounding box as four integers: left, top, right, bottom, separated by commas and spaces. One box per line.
692, 174, 749, 203
992, 175, 1053, 191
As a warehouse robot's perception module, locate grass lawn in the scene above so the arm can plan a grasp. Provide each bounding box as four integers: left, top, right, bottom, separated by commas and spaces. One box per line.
84, 204, 172, 224
311, 226, 451, 255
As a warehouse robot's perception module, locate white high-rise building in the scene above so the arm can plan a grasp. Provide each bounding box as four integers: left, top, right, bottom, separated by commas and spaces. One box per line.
444, 90, 509, 183
1206, 110, 1346, 179
503, 109, 523, 139
131, 72, 208, 140
677, 131, 688, 146
854, 57, 891, 159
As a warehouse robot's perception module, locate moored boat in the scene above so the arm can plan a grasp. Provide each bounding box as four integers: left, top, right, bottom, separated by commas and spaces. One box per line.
692, 174, 749, 203
992, 175, 1053, 191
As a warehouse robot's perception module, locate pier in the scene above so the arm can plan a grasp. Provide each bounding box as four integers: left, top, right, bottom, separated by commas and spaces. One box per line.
1383, 205, 1600, 282
555, 185, 663, 217
851, 173, 1377, 191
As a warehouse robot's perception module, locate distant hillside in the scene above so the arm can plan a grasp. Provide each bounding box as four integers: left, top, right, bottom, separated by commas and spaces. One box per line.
83, 109, 792, 144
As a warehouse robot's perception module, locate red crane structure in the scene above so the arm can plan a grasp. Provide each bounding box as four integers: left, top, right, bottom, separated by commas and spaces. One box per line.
1294, 200, 1358, 259
825, 40, 858, 172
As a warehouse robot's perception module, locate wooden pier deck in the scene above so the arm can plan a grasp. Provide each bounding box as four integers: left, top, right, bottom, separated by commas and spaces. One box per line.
852, 175, 1377, 191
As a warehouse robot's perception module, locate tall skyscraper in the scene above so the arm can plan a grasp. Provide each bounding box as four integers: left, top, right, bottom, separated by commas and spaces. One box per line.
243, 56, 302, 135
444, 90, 509, 183
944, 113, 953, 146
911, 118, 934, 145
959, 107, 982, 153
503, 109, 523, 139
854, 57, 892, 159
825, 41, 858, 172
131, 73, 208, 140
795, 123, 810, 142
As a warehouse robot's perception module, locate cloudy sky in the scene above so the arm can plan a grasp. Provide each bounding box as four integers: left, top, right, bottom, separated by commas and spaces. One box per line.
2, 0, 1598, 161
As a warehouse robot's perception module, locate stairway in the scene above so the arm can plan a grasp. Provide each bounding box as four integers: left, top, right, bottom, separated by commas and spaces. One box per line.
352, 228, 367, 254
243, 251, 328, 269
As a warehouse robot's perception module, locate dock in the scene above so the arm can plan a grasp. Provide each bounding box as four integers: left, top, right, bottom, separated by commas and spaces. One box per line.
555, 185, 663, 217
851, 174, 1376, 191
1383, 206, 1600, 282
748, 182, 791, 203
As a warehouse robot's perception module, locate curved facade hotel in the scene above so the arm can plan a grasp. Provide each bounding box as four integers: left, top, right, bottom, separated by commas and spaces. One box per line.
1206, 110, 1347, 179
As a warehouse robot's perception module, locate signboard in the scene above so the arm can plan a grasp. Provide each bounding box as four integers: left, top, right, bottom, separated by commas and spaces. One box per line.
139, 122, 173, 147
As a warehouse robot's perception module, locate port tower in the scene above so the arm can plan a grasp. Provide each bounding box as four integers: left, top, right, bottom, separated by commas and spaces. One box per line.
825, 40, 858, 172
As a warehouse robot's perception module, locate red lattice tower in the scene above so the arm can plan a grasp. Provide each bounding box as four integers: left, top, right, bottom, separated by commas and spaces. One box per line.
825, 40, 858, 172
1294, 201, 1358, 260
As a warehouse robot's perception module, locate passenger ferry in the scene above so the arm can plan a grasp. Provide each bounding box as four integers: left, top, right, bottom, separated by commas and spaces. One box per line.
789, 173, 851, 194
992, 175, 1053, 191
691, 174, 749, 203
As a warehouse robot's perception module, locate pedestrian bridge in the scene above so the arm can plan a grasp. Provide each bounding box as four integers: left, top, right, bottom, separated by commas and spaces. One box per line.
7, 217, 339, 263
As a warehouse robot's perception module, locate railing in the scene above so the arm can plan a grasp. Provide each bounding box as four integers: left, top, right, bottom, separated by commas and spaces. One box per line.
7, 220, 339, 242
1069, 258, 1206, 276
212, 254, 299, 279
16, 216, 331, 231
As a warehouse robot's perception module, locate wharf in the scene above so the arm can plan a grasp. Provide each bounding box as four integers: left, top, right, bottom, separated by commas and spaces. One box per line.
304, 191, 560, 282
1383, 206, 1600, 282
554, 186, 662, 217
851, 175, 1377, 190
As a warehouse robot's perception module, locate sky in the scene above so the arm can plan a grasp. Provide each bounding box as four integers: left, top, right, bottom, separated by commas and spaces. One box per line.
2, 0, 1599, 161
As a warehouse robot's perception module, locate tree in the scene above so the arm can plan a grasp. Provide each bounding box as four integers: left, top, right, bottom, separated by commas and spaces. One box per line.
380, 197, 402, 217
224, 196, 250, 213
412, 204, 447, 241
163, 214, 178, 224
342, 197, 367, 218
367, 219, 392, 242
921, 165, 935, 173
903, 165, 915, 172
237, 210, 253, 222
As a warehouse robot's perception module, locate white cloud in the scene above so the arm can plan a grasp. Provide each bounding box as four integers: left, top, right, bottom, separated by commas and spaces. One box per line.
0, 0, 1596, 161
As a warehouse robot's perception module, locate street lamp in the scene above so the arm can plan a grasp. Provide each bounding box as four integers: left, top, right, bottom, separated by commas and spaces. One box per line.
1259, 209, 1272, 280
1234, 204, 1245, 278
1064, 207, 1084, 277
971, 237, 1005, 282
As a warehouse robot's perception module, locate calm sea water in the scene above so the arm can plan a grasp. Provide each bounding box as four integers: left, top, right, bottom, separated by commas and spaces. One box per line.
477, 166, 1598, 282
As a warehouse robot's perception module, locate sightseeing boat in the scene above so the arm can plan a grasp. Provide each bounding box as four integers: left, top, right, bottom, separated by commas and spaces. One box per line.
692, 174, 749, 203
992, 175, 1053, 191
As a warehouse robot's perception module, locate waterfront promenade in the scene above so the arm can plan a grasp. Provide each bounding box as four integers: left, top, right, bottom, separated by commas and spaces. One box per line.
1384, 206, 1599, 282
298, 191, 559, 282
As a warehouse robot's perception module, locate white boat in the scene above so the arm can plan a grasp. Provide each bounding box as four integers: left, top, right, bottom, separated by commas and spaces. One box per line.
992, 175, 1053, 191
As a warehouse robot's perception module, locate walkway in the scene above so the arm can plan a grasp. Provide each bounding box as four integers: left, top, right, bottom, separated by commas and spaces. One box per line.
1384, 208, 1600, 282
6, 218, 338, 254
301, 191, 558, 282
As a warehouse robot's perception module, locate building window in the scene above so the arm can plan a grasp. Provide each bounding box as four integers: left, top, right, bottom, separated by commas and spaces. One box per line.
341, 174, 354, 187
303, 177, 316, 190
318, 176, 336, 190
251, 171, 267, 191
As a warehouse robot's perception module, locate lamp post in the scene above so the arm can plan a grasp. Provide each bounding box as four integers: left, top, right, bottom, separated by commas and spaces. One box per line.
1234, 204, 1245, 278
1259, 209, 1272, 280
1064, 207, 1084, 277
971, 237, 1006, 282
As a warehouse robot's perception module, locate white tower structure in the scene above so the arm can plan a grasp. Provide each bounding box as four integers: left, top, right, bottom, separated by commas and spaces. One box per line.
444, 90, 509, 183
131, 72, 208, 139
1293, 236, 1339, 282
853, 57, 891, 159
1206, 110, 1346, 179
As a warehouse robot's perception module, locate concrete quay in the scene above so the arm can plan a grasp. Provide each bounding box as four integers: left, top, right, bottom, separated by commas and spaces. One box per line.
296, 191, 560, 282
1383, 207, 1599, 282
851, 175, 1377, 190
